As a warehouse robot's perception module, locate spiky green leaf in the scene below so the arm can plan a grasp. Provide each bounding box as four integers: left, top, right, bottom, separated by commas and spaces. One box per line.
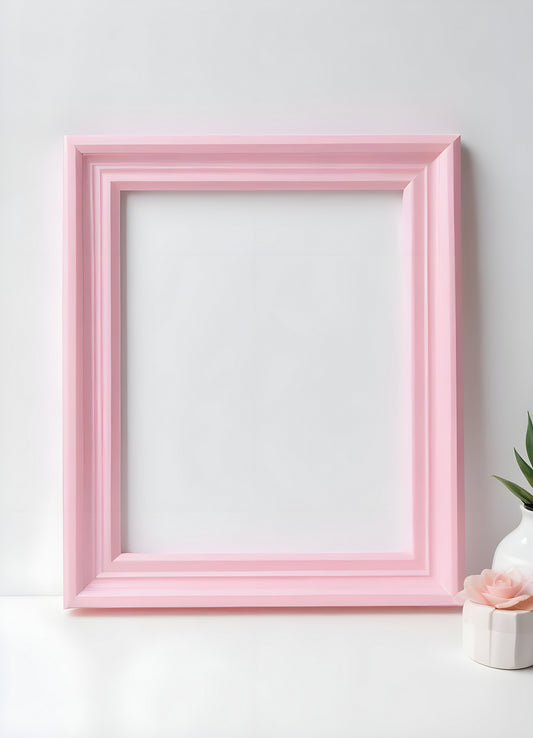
493, 475, 533, 508
526, 412, 533, 467
515, 449, 533, 489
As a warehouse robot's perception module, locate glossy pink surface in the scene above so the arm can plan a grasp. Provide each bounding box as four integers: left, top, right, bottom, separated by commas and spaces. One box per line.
63, 136, 462, 608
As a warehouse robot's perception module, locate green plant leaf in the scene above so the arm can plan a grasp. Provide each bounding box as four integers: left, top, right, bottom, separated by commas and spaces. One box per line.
515, 449, 533, 489
493, 475, 533, 508
526, 412, 533, 467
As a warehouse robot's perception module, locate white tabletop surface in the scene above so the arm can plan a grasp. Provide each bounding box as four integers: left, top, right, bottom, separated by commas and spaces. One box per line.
2, 596, 532, 738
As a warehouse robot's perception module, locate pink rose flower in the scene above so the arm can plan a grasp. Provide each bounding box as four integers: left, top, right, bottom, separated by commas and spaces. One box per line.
457, 568, 533, 610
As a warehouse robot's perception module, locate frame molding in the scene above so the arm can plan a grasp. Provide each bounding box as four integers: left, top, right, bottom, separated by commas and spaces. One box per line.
63, 135, 462, 608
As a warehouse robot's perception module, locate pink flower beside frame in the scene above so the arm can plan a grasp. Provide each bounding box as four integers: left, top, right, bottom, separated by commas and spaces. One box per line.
458, 569, 533, 610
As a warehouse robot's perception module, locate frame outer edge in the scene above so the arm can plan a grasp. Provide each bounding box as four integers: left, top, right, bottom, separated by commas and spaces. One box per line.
64, 136, 463, 608
63, 138, 80, 608
443, 136, 463, 595
453, 136, 464, 592
427, 139, 463, 598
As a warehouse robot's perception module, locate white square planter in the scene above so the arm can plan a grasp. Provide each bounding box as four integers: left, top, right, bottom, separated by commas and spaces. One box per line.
463, 600, 533, 669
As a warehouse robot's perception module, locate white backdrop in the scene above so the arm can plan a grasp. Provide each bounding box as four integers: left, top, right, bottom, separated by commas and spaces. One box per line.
2, 1, 533, 736
123, 190, 410, 555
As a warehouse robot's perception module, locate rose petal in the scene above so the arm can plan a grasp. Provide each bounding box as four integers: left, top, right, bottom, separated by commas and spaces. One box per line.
463, 574, 486, 596
504, 569, 529, 587
492, 571, 511, 584
492, 594, 533, 609
460, 575, 491, 605
507, 596, 533, 611
485, 583, 520, 598
484, 591, 525, 606
519, 583, 533, 596
494, 570, 523, 590
456, 588, 486, 605
481, 569, 497, 586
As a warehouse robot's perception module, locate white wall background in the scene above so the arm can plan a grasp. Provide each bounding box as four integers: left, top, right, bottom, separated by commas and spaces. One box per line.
2, 1, 533, 736
123, 191, 410, 555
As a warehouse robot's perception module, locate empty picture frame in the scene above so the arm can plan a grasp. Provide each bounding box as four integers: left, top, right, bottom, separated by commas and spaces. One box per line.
63, 135, 462, 608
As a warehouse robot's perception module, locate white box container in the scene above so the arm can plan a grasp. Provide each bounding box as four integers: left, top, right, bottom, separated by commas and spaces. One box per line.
463, 599, 533, 669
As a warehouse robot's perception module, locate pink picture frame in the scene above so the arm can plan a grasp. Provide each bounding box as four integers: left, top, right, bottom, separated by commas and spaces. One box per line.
63, 135, 462, 608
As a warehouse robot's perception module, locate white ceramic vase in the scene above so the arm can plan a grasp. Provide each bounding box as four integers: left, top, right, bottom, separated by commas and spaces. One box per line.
492, 505, 533, 576
463, 600, 533, 669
